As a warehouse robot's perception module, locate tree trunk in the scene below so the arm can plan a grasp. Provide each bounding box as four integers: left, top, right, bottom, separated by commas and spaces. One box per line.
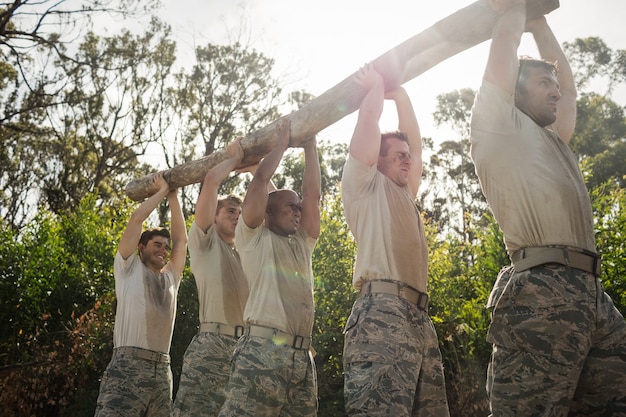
126, 0, 559, 201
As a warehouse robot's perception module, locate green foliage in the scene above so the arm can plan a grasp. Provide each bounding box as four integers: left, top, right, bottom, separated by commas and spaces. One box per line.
275, 140, 348, 199
170, 216, 199, 395
170, 268, 200, 395
312, 194, 357, 416
0, 194, 128, 416
591, 183, 626, 312
427, 214, 502, 417
572, 94, 626, 188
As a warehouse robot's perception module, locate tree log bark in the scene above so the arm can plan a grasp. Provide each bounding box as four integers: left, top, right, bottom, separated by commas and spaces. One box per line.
126, 0, 559, 201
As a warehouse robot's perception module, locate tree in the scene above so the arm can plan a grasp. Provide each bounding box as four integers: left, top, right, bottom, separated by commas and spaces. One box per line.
165, 41, 284, 216
43, 19, 177, 212
423, 89, 487, 251
572, 93, 626, 188
0, 11, 176, 228
564, 37, 626, 188
564, 37, 626, 95
276, 140, 348, 198
0, 0, 159, 125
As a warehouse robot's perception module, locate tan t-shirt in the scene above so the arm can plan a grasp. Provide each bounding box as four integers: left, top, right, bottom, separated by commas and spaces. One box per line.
341, 155, 429, 293
113, 252, 180, 353
235, 220, 317, 337
470, 80, 596, 254
188, 222, 248, 327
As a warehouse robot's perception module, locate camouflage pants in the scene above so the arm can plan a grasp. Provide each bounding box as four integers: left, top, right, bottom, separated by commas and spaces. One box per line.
94, 353, 173, 417
218, 335, 317, 417
343, 293, 450, 417
486, 265, 626, 417
172, 332, 238, 417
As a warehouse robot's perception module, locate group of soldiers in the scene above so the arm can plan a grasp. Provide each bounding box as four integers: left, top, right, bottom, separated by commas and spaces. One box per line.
93, 2, 626, 416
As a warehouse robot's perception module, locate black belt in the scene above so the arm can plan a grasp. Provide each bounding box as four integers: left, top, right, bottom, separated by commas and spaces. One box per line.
245, 324, 312, 350
199, 322, 244, 338
511, 246, 601, 277
360, 280, 429, 312
114, 346, 170, 364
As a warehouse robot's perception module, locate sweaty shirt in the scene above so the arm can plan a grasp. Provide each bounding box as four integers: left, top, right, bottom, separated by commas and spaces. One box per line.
341, 155, 428, 293
470, 80, 596, 254
235, 220, 317, 338
188, 222, 248, 327
113, 252, 180, 353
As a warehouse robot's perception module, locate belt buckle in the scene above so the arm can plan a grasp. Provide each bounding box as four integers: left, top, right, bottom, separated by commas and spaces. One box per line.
590, 252, 602, 276
292, 335, 304, 349
581, 248, 602, 276
416, 292, 429, 311
568, 247, 602, 276
235, 325, 244, 338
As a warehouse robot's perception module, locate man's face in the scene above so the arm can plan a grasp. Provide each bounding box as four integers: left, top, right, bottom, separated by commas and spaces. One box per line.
515, 66, 561, 127
214, 201, 241, 242
139, 236, 170, 271
267, 190, 302, 237
377, 137, 412, 187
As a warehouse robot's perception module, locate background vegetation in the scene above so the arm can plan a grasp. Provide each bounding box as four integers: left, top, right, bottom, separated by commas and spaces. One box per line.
1, 1, 625, 416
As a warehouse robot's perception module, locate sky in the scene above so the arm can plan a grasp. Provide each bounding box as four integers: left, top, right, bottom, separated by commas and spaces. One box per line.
154, 0, 626, 148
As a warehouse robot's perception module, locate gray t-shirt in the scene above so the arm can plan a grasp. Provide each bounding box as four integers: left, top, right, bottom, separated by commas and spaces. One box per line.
470, 80, 596, 254
341, 155, 429, 293
235, 220, 316, 338
188, 222, 248, 327
113, 252, 180, 353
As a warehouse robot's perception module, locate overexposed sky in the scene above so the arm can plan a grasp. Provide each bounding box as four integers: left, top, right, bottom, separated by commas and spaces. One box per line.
156, 0, 626, 147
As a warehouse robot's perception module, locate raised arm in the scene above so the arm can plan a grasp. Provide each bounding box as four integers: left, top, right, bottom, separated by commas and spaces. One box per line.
299, 137, 321, 239
349, 63, 385, 166
386, 87, 422, 197
164, 188, 187, 278
195, 137, 244, 232
118, 172, 169, 259
241, 118, 290, 229
484, 0, 526, 95
528, 17, 577, 143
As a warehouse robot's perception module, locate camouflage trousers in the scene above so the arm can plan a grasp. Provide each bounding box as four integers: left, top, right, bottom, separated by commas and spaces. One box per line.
172, 332, 238, 417
218, 334, 317, 417
486, 265, 626, 417
343, 293, 450, 417
94, 351, 173, 417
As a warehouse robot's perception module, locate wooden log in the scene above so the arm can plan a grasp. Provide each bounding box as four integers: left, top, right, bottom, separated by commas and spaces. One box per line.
126, 0, 559, 201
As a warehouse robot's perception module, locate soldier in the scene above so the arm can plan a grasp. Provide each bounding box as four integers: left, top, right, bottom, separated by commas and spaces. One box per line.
173, 138, 248, 416
218, 118, 321, 417
341, 62, 450, 416
95, 172, 187, 417
470, 0, 626, 415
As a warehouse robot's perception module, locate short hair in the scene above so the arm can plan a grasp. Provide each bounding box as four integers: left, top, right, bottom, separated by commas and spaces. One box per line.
516, 56, 558, 93
380, 131, 408, 156
216, 194, 242, 216
139, 227, 170, 246
266, 189, 298, 214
